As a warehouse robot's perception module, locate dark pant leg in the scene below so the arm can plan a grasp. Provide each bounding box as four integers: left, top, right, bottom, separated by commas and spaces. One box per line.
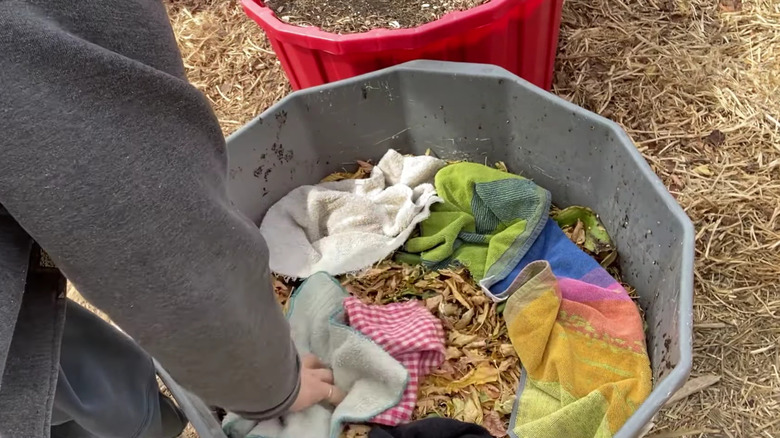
51, 301, 187, 438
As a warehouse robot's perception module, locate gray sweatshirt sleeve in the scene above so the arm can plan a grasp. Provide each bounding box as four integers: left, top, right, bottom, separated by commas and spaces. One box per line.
0, 0, 300, 418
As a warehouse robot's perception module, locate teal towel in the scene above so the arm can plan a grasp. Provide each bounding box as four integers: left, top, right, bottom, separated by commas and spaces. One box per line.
223, 273, 409, 438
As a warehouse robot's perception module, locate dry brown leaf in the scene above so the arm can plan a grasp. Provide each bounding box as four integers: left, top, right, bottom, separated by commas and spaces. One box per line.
718, 0, 742, 12
571, 219, 586, 245
445, 346, 464, 360
693, 164, 713, 176
470, 295, 489, 306
425, 295, 443, 311
449, 331, 479, 347
446, 277, 472, 309
320, 160, 373, 183
440, 302, 461, 317
355, 160, 374, 171
463, 348, 489, 363
474, 302, 490, 330
704, 129, 726, 146
320, 172, 351, 182
482, 410, 508, 437
498, 358, 517, 372
415, 396, 437, 413
499, 344, 517, 357
343, 424, 371, 438
670, 174, 685, 189
444, 363, 501, 392
465, 340, 487, 349
454, 307, 475, 330
483, 384, 502, 400
664, 375, 722, 406
495, 395, 516, 415
463, 389, 484, 424
451, 397, 466, 420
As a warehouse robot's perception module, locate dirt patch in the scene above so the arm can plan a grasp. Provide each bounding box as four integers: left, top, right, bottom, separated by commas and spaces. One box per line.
265, 0, 489, 34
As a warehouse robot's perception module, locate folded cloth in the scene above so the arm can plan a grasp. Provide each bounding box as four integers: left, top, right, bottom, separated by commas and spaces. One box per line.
260, 150, 445, 278
223, 272, 409, 438
488, 220, 626, 301
502, 256, 652, 438
400, 163, 550, 297
344, 297, 445, 425
369, 418, 492, 438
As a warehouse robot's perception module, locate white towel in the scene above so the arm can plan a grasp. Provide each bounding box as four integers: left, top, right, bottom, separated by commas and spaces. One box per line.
260, 150, 445, 278
222, 272, 409, 438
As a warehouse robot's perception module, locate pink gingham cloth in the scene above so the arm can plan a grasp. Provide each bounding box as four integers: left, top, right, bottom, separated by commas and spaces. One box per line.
343, 296, 446, 426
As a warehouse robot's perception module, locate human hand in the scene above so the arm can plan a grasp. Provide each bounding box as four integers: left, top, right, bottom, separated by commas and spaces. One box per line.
289, 354, 346, 412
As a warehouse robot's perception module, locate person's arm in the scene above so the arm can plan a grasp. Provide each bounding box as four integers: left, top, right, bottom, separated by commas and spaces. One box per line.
0, 0, 300, 418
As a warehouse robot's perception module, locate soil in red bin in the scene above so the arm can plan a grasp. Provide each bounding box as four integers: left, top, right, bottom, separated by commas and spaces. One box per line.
265, 0, 489, 34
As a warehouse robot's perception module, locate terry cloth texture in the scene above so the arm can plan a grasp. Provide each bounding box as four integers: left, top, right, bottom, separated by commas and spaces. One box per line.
223, 273, 409, 438
369, 418, 492, 438
489, 220, 627, 301
402, 163, 550, 298
502, 257, 652, 438
260, 150, 445, 279
343, 297, 445, 425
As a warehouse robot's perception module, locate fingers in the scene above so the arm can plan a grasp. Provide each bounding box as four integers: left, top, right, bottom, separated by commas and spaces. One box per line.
302, 355, 333, 384
311, 379, 345, 406
293, 354, 344, 410
301, 353, 325, 369
305, 370, 344, 406
310, 368, 334, 384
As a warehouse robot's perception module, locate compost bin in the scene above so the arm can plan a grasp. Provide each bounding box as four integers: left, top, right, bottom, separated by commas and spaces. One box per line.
241, 0, 563, 90
162, 60, 694, 438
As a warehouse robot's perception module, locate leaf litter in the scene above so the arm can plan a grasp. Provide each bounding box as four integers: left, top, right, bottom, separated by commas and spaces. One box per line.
269, 160, 639, 438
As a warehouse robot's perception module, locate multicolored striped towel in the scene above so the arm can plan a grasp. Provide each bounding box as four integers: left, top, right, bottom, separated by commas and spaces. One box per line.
501, 221, 652, 438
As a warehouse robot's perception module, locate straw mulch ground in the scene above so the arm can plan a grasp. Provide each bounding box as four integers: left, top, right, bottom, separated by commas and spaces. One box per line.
164, 0, 778, 436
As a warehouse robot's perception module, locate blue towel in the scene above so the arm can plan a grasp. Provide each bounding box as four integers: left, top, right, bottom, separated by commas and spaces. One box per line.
485, 220, 622, 301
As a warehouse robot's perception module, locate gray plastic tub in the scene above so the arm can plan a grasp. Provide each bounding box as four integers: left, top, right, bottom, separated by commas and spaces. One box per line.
162, 60, 694, 438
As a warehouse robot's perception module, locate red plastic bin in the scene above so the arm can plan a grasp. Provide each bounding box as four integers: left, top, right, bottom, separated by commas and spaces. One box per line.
242, 0, 564, 90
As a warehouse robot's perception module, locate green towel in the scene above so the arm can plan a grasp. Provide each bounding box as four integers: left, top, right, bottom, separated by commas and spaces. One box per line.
401, 163, 550, 286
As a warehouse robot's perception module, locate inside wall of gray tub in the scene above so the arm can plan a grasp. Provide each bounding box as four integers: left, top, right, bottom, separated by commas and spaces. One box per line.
225, 62, 690, 435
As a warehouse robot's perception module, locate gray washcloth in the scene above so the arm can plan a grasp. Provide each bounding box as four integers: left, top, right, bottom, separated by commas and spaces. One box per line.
223, 272, 409, 438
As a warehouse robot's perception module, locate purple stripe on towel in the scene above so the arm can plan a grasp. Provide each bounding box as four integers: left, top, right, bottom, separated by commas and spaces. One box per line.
558, 277, 631, 303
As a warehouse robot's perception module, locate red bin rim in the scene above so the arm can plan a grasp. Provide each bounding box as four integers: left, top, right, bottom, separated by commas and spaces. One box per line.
241, 0, 548, 54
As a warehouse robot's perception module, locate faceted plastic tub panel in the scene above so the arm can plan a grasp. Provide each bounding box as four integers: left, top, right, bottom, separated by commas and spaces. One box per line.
225, 61, 695, 438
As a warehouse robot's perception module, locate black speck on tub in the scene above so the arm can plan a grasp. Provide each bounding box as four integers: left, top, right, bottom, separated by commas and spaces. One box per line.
253, 165, 263, 178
